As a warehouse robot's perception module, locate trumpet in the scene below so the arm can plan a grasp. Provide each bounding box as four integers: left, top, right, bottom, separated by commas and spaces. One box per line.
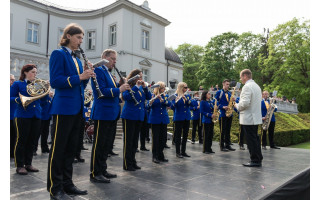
19, 78, 51, 110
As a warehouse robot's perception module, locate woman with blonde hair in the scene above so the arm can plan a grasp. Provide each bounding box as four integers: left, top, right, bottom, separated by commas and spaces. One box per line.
148, 81, 171, 163
171, 82, 192, 158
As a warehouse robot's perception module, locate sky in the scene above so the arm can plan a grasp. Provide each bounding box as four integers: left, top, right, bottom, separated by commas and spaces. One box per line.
38, 0, 310, 49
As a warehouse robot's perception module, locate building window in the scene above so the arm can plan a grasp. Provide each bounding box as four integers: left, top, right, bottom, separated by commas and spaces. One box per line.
27, 21, 39, 44
141, 30, 149, 50
87, 31, 96, 50
57, 28, 64, 47
109, 25, 117, 46
142, 68, 149, 83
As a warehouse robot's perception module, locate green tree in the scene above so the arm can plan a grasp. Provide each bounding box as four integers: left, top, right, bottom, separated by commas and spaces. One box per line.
197, 32, 239, 89
175, 43, 204, 90
259, 18, 310, 112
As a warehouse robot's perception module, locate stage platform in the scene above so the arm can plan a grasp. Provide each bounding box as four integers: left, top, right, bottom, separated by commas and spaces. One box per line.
10, 139, 310, 200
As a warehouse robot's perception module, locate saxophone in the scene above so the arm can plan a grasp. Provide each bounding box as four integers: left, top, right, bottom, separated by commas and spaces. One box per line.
225, 87, 236, 117
212, 98, 219, 123
262, 98, 276, 131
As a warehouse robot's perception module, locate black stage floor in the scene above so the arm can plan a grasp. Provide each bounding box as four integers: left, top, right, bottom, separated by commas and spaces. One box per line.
10, 139, 310, 200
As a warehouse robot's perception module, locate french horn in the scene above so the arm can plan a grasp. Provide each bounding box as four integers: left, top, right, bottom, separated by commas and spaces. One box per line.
19, 78, 51, 110
84, 89, 93, 105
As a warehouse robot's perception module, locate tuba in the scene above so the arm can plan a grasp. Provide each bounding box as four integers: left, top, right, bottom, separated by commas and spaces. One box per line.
19, 78, 51, 110
84, 89, 93, 105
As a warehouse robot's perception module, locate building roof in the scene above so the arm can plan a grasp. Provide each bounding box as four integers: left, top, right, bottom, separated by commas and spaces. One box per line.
165, 48, 182, 64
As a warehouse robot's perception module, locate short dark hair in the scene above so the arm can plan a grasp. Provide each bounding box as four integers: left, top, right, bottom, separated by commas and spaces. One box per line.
240, 69, 252, 79
223, 79, 230, 83
194, 91, 199, 95
59, 23, 84, 47
19, 64, 37, 81
201, 90, 208, 101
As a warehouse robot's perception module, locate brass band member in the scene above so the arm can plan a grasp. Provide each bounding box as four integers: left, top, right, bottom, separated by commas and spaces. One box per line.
10, 64, 41, 175
215, 79, 236, 152
10, 74, 17, 158
89, 49, 130, 183
121, 69, 152, 171
148, 81, 171, 163
261, 91, 280, 150
190, 92, 203, 144
171, 82, 192, 158
200, 91, 216, 154
47, 23, 94, 199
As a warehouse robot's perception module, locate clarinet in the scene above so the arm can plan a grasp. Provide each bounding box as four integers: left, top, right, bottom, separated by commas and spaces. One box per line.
79, 47, 104, 99
113, 66, 140, 106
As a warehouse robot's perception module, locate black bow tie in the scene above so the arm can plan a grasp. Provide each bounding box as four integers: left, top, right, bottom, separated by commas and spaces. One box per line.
71, 51, 80, 59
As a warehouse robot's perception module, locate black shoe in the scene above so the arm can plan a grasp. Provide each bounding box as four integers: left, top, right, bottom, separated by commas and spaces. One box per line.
25, 165, 39, 172
242, 162, 262, 167
164, 144, 170, 149
153, 158, 160, 164
90, 175, 111, 183
50, 190, 72, 200
33, 151, 37, 156
103, 171, 117, 179
191, 140, 195, 144
81, 146, 88, 150
64, 185, 88, 195
109, 151, 118, 156
124, 167, 136, 171
220, 147, 229, 152
140, 147, 149, 151
199, 141, 203, 144
136, 149, 140, 152
133, 164, 141, 170
262, 146, 267, 150
75, 156, 85, 163
181, 153, 191, 157
160, 158, 169, 162
270, 146, 281, 149
226, 146, 236, 151
204, 151, 211, 154
239, 145, 245, 150
176, 153, 183, 158
208, 150, 215, 154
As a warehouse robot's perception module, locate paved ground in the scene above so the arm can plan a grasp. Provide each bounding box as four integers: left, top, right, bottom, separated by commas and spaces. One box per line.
10, 138, 310, 200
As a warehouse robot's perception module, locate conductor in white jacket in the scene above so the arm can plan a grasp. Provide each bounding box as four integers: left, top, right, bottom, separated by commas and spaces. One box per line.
235, 69, 263, 167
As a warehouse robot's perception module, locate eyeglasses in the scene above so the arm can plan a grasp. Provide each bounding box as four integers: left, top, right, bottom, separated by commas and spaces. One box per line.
184, 87, 188, 89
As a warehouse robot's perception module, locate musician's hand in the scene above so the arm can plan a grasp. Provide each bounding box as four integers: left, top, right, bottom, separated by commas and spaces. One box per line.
182, 96, 187, 100
80, 69, 95, 80
262, 117, 266, 121
211, 114, 215, 118
120, 83, 130, 92
223, 106, 228, 110
197, 106, 200, 109
157, 95, 161, 99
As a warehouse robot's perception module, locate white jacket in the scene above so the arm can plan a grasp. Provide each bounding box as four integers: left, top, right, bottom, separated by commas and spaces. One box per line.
237, 80, 262, 125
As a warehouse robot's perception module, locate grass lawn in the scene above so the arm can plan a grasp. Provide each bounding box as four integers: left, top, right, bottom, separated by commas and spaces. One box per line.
288, 141, 310, 149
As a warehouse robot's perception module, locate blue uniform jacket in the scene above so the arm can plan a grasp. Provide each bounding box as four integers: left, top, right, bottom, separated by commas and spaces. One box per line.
148, 94, 171, 124
200, 99, 215, 123
121, 85, 152, 121
91, 65, 120, 121
171, 94, 192, 121
10, 85, 17, 120
10, 80, 42, 119
261, 99, 277, 122
190, 98, 201, 120
49, 47, 88, 117
40, 95, 52, 120
215, 89, 233, 117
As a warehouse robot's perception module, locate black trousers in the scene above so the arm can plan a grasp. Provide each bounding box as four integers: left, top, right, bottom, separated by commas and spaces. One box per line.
203, 122, 214, 152
140, 116, 149, 148
262, 121, 276, 147
14, 117, 41, 167
75, 116, 85, 157
122, 119, 142, 169
41, 119, 51, 151
90, 120, 114, 177
192, 118, 203, 142
242, 125, 263, 163
220, 116, 232, 148
110, 111, 120, 153
174, 120, 190, 154
238, 125, 245, 146
151, 123, 167, 159
10, 119, 16, 157
47, 112, 82, 195
172, 122, 176, 144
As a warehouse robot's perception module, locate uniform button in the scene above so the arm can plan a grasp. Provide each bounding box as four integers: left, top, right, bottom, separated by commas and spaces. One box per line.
184, 111, 186, 112
33, 105, 36, 107
161, 113, 162, 114
139, 108, 141, 109
140, 100, 142, 102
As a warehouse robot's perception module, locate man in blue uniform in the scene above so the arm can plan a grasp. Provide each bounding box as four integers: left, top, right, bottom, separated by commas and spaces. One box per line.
10, 74, 17, 158
39, 91, 53, 154
90, 49, 130, 182
261, 91, 280, 150
215, 79, 236, 152
47, 23, 94, 200
190, 92, 202, 144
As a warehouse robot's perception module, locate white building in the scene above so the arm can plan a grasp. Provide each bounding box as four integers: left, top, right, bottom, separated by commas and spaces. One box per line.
10, 0, 183, 89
